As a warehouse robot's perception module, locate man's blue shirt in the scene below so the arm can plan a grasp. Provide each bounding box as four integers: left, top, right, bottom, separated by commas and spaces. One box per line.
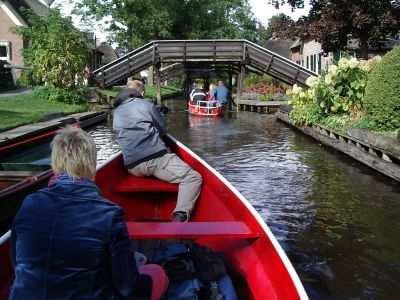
214, 86, 229, 105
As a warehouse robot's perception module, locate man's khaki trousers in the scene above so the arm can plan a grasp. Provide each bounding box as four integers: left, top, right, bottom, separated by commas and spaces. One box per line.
128, 153, 202, 218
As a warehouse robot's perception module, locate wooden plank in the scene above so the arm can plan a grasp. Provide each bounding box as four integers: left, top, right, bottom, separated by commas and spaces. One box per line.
215, 46, 243, 52
97, 47, 153, 76
127, 221, 260, 240
277, 112, 400, 182
0, 171, 38, 179
104, 59, 152, 85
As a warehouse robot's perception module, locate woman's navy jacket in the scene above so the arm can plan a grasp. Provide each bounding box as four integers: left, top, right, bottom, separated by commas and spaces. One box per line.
9, 174, 151, 299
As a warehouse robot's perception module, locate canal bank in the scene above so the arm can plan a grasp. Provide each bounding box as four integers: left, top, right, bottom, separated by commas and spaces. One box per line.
276, 111, 400, 182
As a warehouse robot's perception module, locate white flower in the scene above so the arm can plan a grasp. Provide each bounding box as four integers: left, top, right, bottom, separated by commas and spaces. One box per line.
349, 57, 359, 69
306, 76, 319, 87
307, 89, 315, 99
325, 74, 333, 85
328, 65, 338, 76
292, 84, 303, 95
338, 58, 349, 69
360, 61, 369, 72
299, 91, 306, 99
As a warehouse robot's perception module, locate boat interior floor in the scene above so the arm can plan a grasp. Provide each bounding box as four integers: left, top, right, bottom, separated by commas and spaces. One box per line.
133, 239, 250, 299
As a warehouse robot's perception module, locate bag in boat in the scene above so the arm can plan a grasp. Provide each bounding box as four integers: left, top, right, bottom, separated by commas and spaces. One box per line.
151, 242, 237, 300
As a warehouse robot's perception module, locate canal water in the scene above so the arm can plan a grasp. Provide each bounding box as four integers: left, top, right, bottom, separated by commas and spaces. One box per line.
4, 99, 400, 299
91, 99, 400, 299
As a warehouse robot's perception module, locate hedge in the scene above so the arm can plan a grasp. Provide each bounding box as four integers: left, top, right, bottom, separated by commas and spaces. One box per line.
363, 47, 400, 131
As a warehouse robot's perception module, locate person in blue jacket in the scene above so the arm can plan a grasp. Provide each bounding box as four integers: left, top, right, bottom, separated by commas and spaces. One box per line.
9, 127, 169, 300
113, 80, 202, 222
214, 80, 229, 106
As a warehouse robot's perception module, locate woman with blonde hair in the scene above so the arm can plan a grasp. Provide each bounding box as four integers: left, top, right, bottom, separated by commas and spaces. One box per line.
9, 126, 168, 300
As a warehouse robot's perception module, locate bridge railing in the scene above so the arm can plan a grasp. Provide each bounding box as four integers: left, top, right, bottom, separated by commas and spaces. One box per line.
93, 39, 317, 87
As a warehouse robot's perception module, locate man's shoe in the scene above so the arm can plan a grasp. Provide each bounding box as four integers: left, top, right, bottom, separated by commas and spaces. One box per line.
172, 211, 188, 222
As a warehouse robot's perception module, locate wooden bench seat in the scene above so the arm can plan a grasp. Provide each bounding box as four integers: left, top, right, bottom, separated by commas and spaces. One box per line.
126, 221, 260, 240
114, 176, 178, 193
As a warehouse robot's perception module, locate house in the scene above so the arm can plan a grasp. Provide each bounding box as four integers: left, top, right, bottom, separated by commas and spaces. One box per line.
96, 42, 118, 66
290, 38, 334, 75
263, 38, 295, 59
0, 0, 52, 83
289, 35, 399, 75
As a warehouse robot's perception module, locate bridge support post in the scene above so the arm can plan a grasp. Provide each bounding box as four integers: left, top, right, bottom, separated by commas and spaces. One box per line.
237, 64, 245, 112
155, 65, 161, 105
228, 69, 233, 111
147, 66, 154, 86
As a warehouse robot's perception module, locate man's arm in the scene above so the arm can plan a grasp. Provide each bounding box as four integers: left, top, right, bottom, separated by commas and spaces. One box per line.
109, 208, 152, 298
150, 104, 167, 136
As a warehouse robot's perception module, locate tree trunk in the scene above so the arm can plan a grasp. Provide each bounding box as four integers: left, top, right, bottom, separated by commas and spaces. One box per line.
359, 36, 369, 59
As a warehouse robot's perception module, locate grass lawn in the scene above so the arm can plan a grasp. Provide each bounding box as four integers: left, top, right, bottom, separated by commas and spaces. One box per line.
144, 85, 182, 98
0, 93, 87, 132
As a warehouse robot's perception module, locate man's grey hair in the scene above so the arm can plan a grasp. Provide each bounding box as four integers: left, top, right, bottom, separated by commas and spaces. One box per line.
127, 79, 145, 95
51, 126, 97, 179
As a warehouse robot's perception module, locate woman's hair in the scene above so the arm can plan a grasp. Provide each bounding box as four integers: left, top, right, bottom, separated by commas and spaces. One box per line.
51, 126, 97, 179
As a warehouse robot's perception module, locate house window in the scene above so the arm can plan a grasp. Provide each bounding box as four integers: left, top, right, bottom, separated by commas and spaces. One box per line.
0, 41, 10, 61
306, 56, 309, 69
310, 55, 314, 71
313, 54, 317, 72
318, 53, 322, 74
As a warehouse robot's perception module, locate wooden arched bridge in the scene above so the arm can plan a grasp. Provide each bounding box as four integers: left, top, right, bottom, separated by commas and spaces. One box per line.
93, 40, 317, 103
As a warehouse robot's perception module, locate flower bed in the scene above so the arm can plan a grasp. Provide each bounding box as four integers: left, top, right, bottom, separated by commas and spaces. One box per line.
286, 50, 400, 139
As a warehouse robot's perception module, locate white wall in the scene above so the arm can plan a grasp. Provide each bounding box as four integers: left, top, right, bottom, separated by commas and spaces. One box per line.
301, 40, 334, 74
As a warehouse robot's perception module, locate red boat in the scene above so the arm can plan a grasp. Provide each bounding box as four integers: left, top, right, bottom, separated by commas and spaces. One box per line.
0, 135, 308, 299
188, 100, 223, 116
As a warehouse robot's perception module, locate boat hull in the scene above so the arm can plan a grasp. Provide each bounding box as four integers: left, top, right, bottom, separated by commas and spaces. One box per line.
0, 135, 308, 299
188, 101, 223, 117
95, 135, 308, 299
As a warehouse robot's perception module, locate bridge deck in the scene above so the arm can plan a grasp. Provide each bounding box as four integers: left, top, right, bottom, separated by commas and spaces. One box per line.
93, 40, 316, 88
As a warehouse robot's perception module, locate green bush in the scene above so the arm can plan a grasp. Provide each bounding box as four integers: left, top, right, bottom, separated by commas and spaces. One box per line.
34, 87, 86, 105
17, 10, 88, 89
289, 101, 323, 126
319, 114, 353, 133
287, 56, 380, 130
17, 70, 34, 87
244, 74, 274, 87
363, 47, 400, 131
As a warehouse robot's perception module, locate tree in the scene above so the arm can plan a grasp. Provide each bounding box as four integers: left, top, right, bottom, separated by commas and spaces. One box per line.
74, 0, 259, 49
265, 13, 296, 39
269, 0, 400, 59
17, 10, 89, 88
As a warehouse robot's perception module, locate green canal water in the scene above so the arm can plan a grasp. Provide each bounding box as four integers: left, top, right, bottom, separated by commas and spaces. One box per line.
3, 99, 400, 299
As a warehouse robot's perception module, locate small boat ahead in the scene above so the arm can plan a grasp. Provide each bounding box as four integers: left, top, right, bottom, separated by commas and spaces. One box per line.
0, 135, 308, 299
188, 100, 223, 116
